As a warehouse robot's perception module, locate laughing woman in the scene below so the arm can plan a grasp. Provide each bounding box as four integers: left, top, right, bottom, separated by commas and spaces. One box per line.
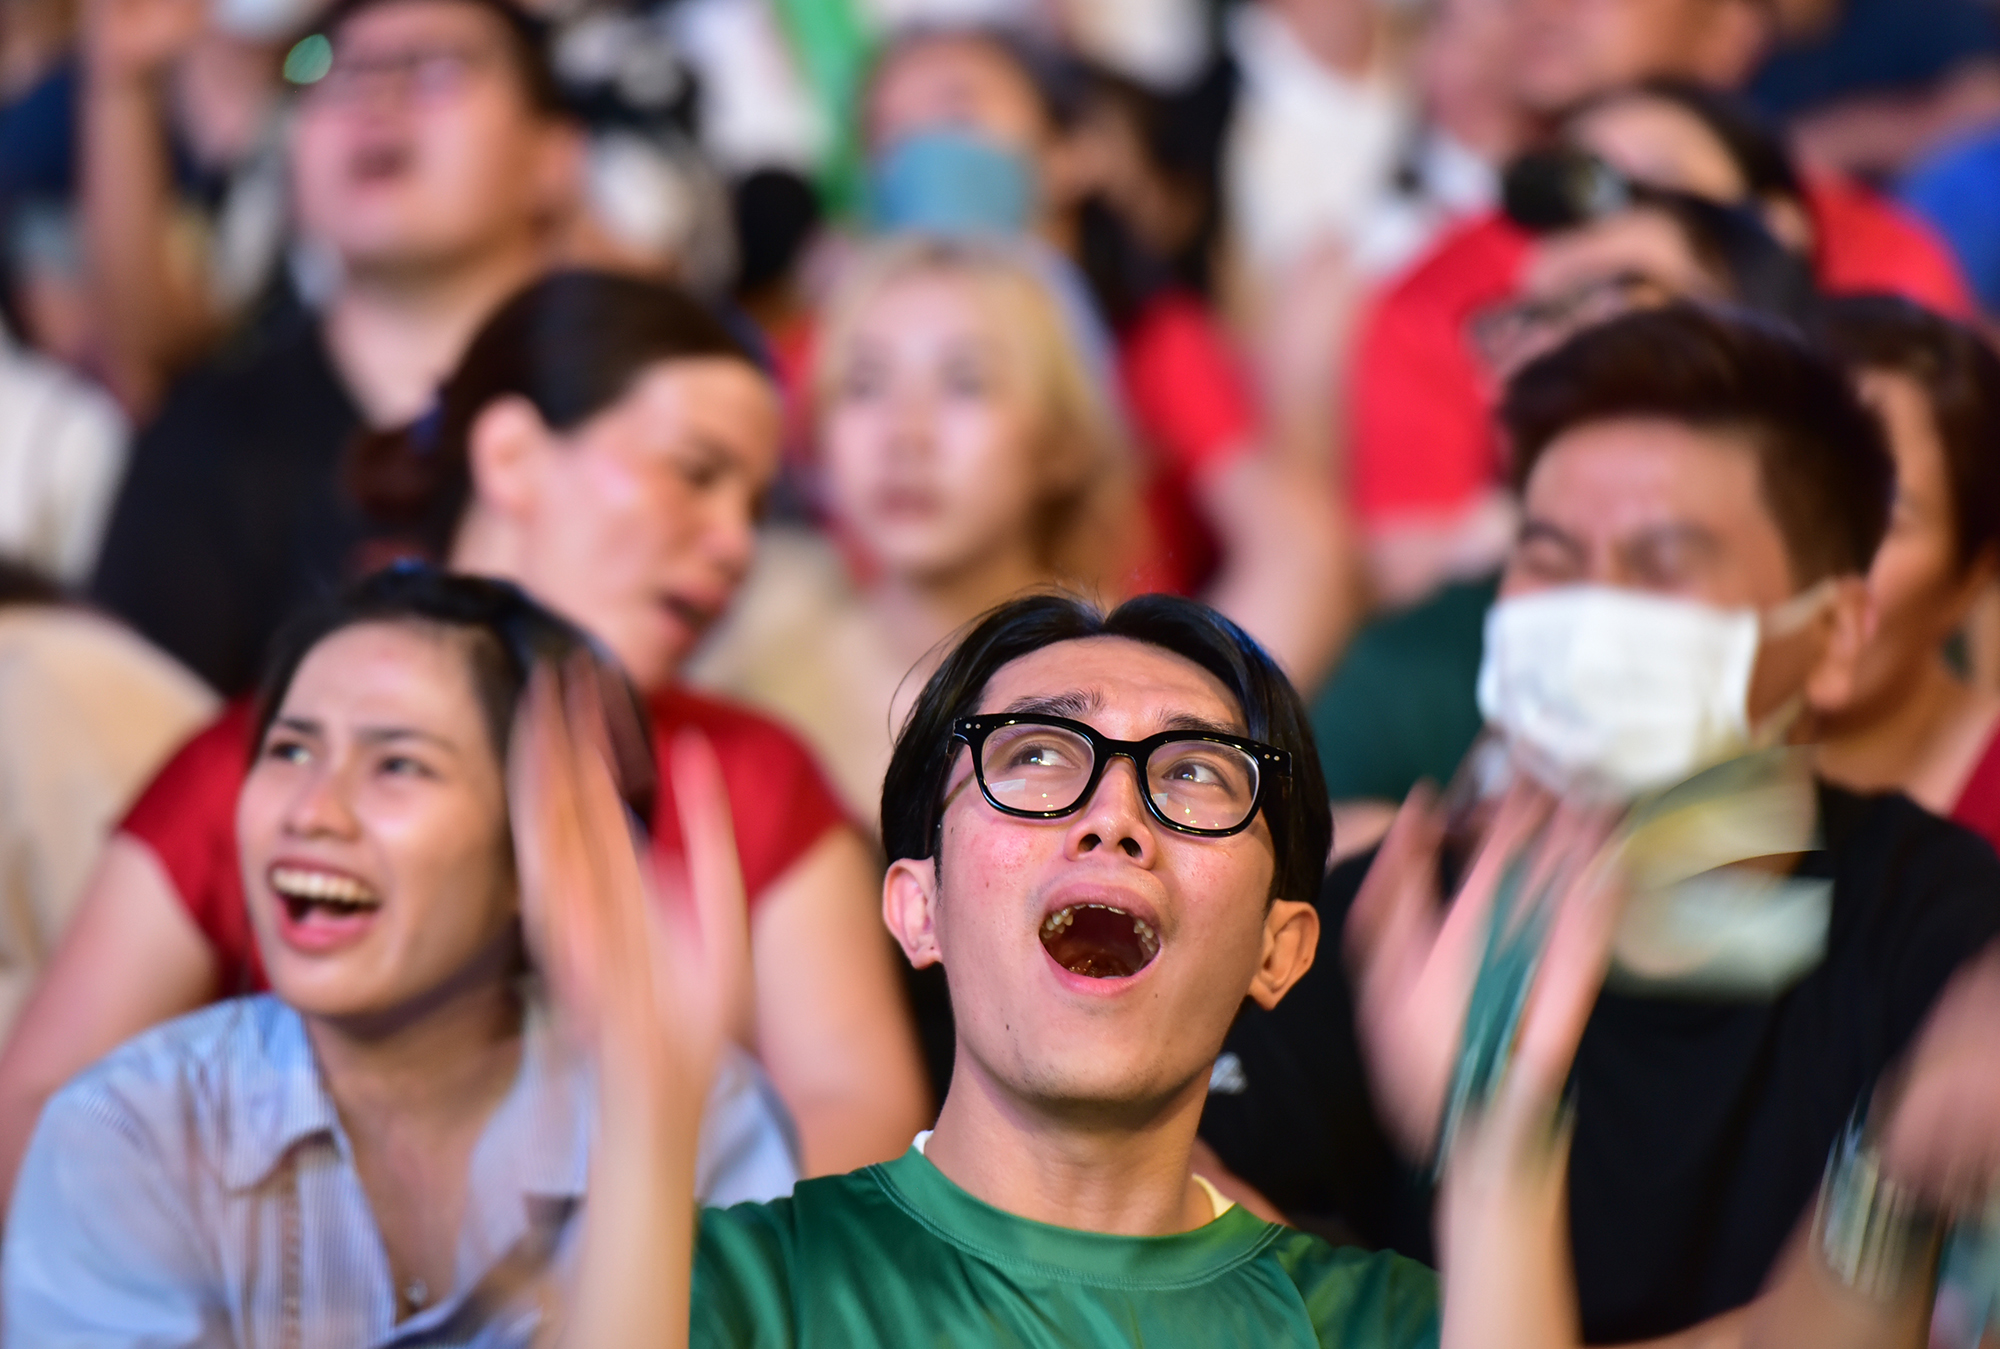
2, 568, 797, 1343
0, 273, 928, 1203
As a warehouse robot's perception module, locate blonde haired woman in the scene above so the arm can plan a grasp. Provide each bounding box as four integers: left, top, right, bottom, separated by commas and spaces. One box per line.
692, 236, 1144, 830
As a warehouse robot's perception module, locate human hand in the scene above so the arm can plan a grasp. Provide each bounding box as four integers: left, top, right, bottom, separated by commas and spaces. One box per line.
511, 659, 748, 1105
1347, 780, 1623, 1161
1875, 942, 2000, 1217
82, 0, 208, 86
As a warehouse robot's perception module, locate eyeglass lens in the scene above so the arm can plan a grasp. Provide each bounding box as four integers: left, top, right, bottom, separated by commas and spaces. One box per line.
977, 723, 1260, 831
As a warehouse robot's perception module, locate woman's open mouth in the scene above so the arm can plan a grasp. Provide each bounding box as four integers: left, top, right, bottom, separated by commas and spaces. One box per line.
269, 865, 382, 952
1039, 904, 1161, 979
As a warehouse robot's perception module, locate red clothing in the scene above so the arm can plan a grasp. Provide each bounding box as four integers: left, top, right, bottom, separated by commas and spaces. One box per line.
1349, 178, 1976, 524
1951, 720, 2000, 855
120, 689, 850, 994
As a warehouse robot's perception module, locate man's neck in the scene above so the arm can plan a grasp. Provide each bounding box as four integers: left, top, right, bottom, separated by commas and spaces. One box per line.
920, 1054, 1217, 1237
322, 245, 542, 428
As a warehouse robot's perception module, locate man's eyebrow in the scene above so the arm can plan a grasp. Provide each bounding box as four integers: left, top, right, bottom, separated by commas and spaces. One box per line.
355, 726, 461, 754
998, 690, 1102, 719
1161, 713, 1245, 738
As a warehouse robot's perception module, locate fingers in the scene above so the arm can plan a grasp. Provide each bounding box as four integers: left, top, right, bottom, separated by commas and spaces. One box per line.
1346, 782, 1444, 970
666, 729, 750, 1003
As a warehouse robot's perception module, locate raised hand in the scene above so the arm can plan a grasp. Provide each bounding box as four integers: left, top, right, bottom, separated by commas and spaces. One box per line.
510, 657, 748, 1104
1877, 941, 2000, 1216
82, 0, 208, 86
1346, 779, 1624, 1161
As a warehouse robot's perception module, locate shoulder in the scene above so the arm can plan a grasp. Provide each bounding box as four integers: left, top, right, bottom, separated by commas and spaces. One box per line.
693, 1170, 896, 1344
1259, 1228, 1440, 1348
134, 321, 339, 457
120, 701, 255, 842
1364, 212, 1527, 319
655, 686, 824, 770
1807, 175, 1974, 316
40, 997, 286, 1151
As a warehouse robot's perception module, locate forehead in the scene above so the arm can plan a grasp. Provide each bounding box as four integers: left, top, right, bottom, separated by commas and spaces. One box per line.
977, 637, 1246, 734
868, 37, 1047, 150
282, 621, 488, 740
1520, 416, 1797, 569
616, 358, 780, 475
331, 0, 513, 51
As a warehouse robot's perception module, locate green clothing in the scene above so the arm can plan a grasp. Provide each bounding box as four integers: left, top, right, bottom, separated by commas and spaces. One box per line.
1311, 576, 1498, 801
693, 1148, 1440, 1347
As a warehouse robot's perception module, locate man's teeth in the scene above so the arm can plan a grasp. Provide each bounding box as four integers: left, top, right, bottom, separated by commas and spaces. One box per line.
1039, 904, 1161, 961
271, 867, 380, 908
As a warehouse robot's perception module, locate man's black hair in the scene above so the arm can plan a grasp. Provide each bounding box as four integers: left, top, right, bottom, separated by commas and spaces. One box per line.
1502, 302, 1894, 583
880, 593, 1330, 910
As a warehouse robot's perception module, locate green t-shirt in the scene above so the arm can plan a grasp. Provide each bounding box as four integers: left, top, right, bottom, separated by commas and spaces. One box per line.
692, 1148, 1441, 1347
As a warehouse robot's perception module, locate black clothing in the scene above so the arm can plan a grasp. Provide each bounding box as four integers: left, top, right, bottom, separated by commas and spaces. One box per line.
1200, 784, 2000, 1343
90, 314, 395, 695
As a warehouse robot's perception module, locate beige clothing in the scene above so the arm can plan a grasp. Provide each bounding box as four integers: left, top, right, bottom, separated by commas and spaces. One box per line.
0, 608, 215, 1031
0, 326, 129, 585
688, 528, 924, 833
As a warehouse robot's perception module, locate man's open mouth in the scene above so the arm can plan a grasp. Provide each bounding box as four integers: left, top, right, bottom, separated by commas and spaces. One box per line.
1039, 904, 1161, 979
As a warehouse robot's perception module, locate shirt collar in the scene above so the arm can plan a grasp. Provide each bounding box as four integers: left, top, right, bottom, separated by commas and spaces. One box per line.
215, 995, 592, 1198
218, 998, 343, 1192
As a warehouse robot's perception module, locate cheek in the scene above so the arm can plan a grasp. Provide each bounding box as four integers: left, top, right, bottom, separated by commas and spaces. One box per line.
234, 774, 287, 869
821, 409, 886, 506
935, 408, 1039, 520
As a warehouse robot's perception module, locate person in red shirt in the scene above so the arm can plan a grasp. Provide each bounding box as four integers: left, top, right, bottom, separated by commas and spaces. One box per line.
0, 272, 932, 1210
1816, 295, 2000, 852
1351, 77, 1974, 605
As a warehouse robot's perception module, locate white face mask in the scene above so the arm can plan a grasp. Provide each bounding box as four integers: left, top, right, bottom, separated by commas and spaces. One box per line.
1476, 583, 1833, 799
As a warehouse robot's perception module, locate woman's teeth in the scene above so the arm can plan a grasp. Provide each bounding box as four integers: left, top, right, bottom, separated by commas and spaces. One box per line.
1039, 904, 1161, 978
270, 867, 380, 910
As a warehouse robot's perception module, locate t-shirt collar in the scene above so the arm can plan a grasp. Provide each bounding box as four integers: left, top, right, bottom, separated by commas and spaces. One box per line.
869, 1145, 1278, 1290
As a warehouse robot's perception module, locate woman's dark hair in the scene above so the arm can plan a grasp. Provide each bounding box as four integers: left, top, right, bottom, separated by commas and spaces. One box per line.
253, 565, 657, 826
1503, 302, 1894, 584
880, 593, 1330, 909
346, 270, 761, 559
1822, 294, 2000, 575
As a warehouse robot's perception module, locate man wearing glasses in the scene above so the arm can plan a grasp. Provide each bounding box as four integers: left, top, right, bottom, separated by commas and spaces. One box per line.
519, 593, 1615, 1347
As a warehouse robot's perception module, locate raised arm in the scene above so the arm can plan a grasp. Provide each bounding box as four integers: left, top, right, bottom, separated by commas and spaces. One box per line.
515, 664, 745, 1349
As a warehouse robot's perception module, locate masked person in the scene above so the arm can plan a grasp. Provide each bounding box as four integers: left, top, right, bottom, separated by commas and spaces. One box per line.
2, 568, 799, 1342
1350, 72, 1972, 608
849, 25, 1353, 690
0, 273, 929, 1217
1200, 303, 2000, 1344
510, 590, 1623, 1348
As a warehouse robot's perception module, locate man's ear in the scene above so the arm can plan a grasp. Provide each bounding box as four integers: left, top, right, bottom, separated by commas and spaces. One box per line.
1804, 575, 1875, 712
883, 857, 943, 970
1246, 898, 1320, 1011
467, 395, 547, 523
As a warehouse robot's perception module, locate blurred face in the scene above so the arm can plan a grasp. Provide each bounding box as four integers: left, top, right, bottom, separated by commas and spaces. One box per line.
887, 639, 1314, 1123
867, 36, 1051, 160
1513, 0, 1761, 114
491, 358, 780, 690
1843, 370, 1984, 713
1504, 418, 1830, 720
1569, 94, 1748, 200
1482, 208, 1721, 377
823, 275, 1046, 585
240, 622, 517, 1023
291, 0, 573, 276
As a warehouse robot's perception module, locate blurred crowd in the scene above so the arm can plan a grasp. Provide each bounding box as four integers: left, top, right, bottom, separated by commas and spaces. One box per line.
0, 0, 1996, 1343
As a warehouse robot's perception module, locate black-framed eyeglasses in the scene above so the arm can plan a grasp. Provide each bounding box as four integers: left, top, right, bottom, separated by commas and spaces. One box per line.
950, 714, 1289, 837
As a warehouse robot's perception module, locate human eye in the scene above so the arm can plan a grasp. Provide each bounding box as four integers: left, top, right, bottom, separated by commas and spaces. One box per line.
940, 352, 994, 400
377, 751, 438, 781
674, 444, 731, 492
1004, 737, 1076, 770
262, 735, 311, 766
